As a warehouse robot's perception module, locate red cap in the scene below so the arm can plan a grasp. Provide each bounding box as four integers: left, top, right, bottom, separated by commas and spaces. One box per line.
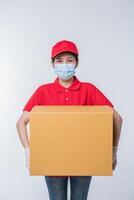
51, 40, 79, 59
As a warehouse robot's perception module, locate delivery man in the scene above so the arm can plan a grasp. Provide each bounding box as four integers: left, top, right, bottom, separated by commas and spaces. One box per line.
16, 40, 123, 200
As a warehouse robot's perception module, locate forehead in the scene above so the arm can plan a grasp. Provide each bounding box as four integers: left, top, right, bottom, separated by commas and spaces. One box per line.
55, 52, 75, 59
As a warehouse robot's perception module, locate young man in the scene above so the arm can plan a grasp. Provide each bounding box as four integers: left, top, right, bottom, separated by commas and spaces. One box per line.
16, 40, 122, 200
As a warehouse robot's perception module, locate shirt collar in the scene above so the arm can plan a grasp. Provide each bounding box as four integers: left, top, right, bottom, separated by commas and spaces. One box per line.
54, 75, 81, 93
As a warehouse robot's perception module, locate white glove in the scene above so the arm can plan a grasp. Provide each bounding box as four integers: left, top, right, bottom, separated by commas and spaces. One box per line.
113, 146, 118, 170
24, 146, 30, 170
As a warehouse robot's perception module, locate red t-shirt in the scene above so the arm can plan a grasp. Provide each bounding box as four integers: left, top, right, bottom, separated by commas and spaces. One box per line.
23, 75, 114, 177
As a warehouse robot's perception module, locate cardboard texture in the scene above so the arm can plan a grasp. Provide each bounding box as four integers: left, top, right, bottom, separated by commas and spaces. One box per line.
29, 105, 113, 176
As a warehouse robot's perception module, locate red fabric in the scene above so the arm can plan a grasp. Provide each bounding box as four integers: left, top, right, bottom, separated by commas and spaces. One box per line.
51, 40, 79, 58
23, 75, 114, 177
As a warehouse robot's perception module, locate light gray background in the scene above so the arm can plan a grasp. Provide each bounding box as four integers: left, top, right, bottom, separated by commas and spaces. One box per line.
0, 0, 133, 199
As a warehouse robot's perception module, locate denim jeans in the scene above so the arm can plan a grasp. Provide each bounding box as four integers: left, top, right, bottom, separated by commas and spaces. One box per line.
44, 176, 92, 200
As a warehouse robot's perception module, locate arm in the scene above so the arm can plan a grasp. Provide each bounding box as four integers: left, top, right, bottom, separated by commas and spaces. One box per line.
113, 108, 123, 147
16, 111, 30, 148
17, 86, 41, 170
16, 111, 30, 169
112, 108, 123, 170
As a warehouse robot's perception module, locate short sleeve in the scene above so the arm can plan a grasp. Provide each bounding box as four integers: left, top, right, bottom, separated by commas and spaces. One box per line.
90, 84, 114, 108
23, 86, 42, 112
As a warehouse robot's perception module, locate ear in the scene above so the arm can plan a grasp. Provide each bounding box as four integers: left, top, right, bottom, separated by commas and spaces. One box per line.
51, 61, 55, 68
75, 60, 79, 68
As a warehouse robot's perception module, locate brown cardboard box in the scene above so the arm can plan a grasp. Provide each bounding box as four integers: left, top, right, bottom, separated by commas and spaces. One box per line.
29, 105, 113, 176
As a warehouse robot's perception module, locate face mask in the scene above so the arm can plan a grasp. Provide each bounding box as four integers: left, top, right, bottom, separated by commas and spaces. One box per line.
54, 63, 76, 80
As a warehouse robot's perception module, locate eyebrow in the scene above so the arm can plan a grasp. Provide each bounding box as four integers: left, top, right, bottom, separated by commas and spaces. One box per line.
55, 56, 74, 59
67, 56, 75, 59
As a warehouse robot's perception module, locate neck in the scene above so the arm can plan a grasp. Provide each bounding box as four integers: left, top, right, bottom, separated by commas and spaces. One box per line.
58, 76, 74, 88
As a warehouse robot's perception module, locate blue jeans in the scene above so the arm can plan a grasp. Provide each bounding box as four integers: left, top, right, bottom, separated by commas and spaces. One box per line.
44, 176, 92, 200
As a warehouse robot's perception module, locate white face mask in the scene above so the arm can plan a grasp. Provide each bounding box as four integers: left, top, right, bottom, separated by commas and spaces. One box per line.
54, 63, 76, 80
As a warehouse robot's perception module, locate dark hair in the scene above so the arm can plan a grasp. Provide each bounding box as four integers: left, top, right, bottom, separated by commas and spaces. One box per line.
51, 51, 78, 63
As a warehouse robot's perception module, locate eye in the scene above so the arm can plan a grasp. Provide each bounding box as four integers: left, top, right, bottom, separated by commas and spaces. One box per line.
55, 60, 62, 63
